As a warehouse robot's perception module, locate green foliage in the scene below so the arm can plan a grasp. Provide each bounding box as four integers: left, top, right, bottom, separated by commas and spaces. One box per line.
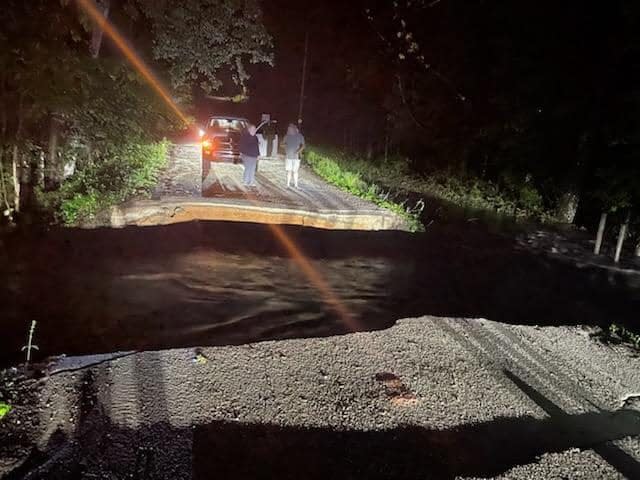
0, 402, 11, 420
134, 0, 273, 95
60, 193, 100, 224
592, 161, 640, 214
518, 185, 544, 212
42, 141, 168, 224
307, 147, 558, 224
364, 1, 640, 226
306, 148, 424, 232
0, 0, 273, 224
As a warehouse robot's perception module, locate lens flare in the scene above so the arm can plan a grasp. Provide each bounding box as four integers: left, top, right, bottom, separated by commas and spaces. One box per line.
76, 0, 190, 126
264, 221, 358, 331
75, 0, 356, 331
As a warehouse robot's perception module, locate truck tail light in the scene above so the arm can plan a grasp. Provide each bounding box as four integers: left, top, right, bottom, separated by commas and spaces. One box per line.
202, 137, 219, 151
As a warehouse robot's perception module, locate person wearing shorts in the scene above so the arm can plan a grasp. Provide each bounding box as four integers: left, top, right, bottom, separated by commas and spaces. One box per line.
283, 124, 305, 188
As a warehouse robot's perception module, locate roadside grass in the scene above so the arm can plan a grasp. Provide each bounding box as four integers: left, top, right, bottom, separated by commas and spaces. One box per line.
0, 402, 11, 420
38, 140, 169, 225
306, 148, 425, 232
306, 147, 558, 225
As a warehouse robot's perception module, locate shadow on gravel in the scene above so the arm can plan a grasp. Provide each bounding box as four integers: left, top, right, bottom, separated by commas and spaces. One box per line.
1, 220, 639, 364
191, 395, 640, 479
7, 368, 640, 479
504, 369, 640, 480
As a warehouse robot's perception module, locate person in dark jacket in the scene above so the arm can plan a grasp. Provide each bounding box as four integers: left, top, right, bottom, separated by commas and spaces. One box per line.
239, 124, 260, 187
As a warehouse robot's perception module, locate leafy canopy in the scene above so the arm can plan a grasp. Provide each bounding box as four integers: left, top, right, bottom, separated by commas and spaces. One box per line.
133, 0, 273, 94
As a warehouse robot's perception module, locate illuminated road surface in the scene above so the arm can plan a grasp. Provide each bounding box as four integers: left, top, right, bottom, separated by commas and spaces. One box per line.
111, 143, 409, 231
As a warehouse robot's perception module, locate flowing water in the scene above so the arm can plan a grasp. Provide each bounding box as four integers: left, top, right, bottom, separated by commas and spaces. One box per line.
1, 220, 637, 366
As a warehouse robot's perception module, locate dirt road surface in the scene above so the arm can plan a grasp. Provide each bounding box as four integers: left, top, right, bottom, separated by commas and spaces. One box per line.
109, 143, 409, 231
2, 317, 640, 479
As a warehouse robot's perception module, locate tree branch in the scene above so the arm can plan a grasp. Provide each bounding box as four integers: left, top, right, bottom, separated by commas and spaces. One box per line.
365, 2, 467, 103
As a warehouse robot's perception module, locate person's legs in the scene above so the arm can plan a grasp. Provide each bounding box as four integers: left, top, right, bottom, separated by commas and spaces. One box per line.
242, 155, 251, 185
247, 157, 258, 186
286, 158, 293, 187
293, 159, 301, 188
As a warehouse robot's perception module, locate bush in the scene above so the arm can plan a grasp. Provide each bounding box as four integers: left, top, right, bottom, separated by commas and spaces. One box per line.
518, 184, 543, 212
42, 140, 168, 225
306, 146, 558, 224
60, 193, 100, 224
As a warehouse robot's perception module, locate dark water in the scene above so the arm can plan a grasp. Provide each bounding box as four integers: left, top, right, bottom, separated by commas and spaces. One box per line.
1, 220, 638, 366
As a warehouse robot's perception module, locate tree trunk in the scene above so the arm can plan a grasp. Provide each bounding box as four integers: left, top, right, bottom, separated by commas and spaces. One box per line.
11, 150, 19, 213
90, 0, 111, 59
594, 212, 607, 255
45, 115, 62, 190
384, 131, 389, 163
614, 211, 631, 263
37, 151, 45, 189
0, 85, 18, 215
0, 148, 12, 218
13, 93, 25, 211
556, 192, 580, 224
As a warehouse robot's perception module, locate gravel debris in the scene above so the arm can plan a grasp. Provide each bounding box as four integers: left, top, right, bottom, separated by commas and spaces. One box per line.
1, 316, 639, 479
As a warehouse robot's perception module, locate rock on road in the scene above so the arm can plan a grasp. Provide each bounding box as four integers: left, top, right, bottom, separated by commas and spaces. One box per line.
4, 317, 640, 479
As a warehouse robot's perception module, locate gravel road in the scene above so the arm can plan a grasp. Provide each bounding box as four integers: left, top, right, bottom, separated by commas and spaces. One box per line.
129, 143, 410, 231
2, 316, 640, 479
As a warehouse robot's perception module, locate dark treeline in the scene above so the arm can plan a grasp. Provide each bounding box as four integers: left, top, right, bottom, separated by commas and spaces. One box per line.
1, 0, 639, 257
248, 0, 639, 253
0, 0, 272, 224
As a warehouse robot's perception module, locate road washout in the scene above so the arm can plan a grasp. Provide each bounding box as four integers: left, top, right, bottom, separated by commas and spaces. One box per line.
1, 317, 640, 479
1, 220, 639, 366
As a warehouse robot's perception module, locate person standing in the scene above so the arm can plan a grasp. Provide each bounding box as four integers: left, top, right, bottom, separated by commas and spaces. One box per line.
264, 121, 276, 158
283, 124, 305, 188
239, 124, 260, 187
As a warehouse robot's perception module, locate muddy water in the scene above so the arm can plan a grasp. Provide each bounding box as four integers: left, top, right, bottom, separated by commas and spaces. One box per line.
0, 223, 417, 365
1, 220, 637, 366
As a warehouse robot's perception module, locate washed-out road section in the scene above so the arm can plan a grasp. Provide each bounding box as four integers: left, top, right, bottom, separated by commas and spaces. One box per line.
107, 143, 409, 231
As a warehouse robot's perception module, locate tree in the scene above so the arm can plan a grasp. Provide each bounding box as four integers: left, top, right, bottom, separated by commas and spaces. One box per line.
90, 0, 111, 58
134, 0, 273, 97
362, 0, 640, 227
0, 0, 273, 223
591, 160, 640, 261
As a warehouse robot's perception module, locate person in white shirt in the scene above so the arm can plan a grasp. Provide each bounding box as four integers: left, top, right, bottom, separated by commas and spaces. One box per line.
282, 124, 305, 188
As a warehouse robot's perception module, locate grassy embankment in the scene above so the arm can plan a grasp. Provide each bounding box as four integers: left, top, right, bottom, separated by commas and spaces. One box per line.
306, 148, 425, 232
306, 147, 559, 230
39, 141, 169, 225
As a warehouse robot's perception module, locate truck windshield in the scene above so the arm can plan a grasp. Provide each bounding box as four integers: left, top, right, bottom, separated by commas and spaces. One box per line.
208, 118, 248, 131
